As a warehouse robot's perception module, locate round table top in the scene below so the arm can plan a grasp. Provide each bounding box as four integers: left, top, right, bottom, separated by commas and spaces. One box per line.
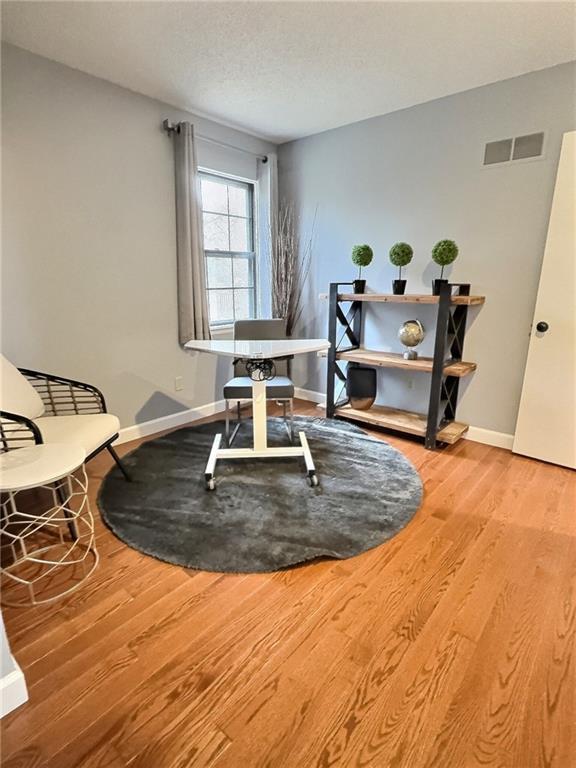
0, 444, 86, 491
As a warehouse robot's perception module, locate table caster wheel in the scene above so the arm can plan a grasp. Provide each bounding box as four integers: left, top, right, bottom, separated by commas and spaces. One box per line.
308, 473, 319, 487
205, 477, 215, 491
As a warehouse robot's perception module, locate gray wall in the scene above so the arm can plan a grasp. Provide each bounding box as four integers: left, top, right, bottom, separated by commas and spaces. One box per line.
1, 44, 276, 427
279, 62, 576, 436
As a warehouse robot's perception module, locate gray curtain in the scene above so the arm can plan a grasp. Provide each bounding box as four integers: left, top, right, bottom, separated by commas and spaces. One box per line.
256, 153, 278, 319
172, 122, 211, 343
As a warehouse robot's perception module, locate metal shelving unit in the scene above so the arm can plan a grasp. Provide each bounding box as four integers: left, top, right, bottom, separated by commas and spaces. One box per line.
325, 281, 485, 449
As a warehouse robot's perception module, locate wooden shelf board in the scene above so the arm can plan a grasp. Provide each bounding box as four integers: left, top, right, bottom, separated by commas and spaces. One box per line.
335, 404, 469, 444
336, 293, 485, 306
336, 349, 476, 377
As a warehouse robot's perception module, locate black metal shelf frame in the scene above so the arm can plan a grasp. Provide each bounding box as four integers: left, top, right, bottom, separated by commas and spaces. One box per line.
325, 281, 473, 450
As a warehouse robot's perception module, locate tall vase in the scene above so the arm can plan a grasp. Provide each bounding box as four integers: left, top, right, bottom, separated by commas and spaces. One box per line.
346, 366, 376, 410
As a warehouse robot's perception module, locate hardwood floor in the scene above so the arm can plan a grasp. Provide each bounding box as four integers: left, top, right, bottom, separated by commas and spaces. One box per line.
1, 400, 574, 768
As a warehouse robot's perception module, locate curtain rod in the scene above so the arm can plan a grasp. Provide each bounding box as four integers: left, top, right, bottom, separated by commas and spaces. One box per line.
163, 119, 268, 163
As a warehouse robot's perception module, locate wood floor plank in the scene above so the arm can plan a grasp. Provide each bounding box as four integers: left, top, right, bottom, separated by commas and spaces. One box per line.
4, 546, 162, 650
425, 509, 575, 766
425, 443, 510, 520
1, 570, 228, 757
1, 400, 574, 768
212, 629, 360, 767
202, 528, 463, 766
114, 563, 364, 766
23, 568, 192, 687
514, 533, 576, 768
73, 571, 314, 765
286, 515, 494, 766
106, 524, 444, 765
1, 745, 51, 768
352, 630, 477, 768
40, 564, 336, 768
463, 572, 558, 766
306, 625, 476, 768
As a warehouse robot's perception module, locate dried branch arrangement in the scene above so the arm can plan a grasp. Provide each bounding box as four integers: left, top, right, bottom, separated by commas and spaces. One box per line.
267, 202, 315, 336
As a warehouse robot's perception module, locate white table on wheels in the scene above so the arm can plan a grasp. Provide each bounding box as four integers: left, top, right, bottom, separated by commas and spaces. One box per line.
185, 338, 330, 490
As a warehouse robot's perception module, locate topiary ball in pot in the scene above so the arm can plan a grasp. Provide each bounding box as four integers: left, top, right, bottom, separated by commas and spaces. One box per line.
389, 242, 413, 295
351, 244, 373, 293
431, 239, 459, 294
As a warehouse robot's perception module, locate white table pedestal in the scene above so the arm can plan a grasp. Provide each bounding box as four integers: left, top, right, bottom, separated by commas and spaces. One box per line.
204, 377, 317, 490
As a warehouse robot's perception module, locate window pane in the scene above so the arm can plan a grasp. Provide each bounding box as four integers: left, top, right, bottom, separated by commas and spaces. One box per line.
234, 289, 253, 320
228, 185, 249, 217
233, 257, 253, 288
203, 213, 229, 251
206, 257, 232, 289
201, 174, 255, 326
229, 217, 250, 252
201, 178, 228, 214
208, 289, 234, 324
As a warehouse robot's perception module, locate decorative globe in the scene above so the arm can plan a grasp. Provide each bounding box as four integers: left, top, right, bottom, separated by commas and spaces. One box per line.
398, 320, 425, 349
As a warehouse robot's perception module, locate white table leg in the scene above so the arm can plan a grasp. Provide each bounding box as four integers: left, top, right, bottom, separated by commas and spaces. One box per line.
204, 433, 221, 489
299, 431, 318, 486
252, 378, 267, 450
299, 431, 315, 474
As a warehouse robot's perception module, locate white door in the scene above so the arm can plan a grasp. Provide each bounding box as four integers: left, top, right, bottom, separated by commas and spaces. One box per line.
513, 131, 576, 469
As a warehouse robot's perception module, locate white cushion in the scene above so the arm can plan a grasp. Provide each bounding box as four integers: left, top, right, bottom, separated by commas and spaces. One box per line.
0, 354, 45, 418
35, 413, 120, 456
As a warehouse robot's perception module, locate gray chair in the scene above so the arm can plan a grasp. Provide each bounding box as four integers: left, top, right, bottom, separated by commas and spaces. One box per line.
224, 319, 294, 446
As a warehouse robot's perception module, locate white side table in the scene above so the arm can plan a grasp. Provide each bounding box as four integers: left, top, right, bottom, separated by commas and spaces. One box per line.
0, 445, 98, 606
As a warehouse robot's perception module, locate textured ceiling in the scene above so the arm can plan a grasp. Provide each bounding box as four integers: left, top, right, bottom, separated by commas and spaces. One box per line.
2, 1, 575, 143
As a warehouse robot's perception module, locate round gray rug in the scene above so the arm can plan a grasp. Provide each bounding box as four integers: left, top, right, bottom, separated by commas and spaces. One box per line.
98, 416, 422, 573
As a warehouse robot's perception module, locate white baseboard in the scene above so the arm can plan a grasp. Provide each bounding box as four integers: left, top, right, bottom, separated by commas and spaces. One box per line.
114, 390, 514, 452
117, 399, 226, 445
1, 657, 28, 718
116, 391, 324, 446
465, 426, 514, 450
294, 387, 325, 404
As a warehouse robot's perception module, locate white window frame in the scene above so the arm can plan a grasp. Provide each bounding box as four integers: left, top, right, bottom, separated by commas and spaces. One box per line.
199, 169, 259, 330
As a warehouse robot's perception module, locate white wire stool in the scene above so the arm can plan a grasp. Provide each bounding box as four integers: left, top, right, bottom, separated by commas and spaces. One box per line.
0, 444, 99, 607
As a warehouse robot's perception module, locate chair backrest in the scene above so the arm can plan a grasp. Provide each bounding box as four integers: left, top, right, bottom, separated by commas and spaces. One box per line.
0, 354, 45, 419
233, 319, 289, 377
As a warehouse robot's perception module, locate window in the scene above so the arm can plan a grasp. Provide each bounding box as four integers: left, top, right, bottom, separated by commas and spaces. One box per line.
200, 172, 256, 326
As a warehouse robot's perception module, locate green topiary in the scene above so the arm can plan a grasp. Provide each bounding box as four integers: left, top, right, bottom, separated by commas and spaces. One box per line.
389, 242, 413, 280
432, 239, 459, 279
351, 244, 373, 278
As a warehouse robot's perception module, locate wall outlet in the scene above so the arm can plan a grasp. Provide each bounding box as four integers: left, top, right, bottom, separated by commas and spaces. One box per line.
406, 377, 414, 390
174, 376, 184, 392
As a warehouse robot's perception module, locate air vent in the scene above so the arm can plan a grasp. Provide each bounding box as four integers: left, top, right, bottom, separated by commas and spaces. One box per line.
483, 132, 545, 166
484, 139, 513, 165
512, 132, 545, 160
